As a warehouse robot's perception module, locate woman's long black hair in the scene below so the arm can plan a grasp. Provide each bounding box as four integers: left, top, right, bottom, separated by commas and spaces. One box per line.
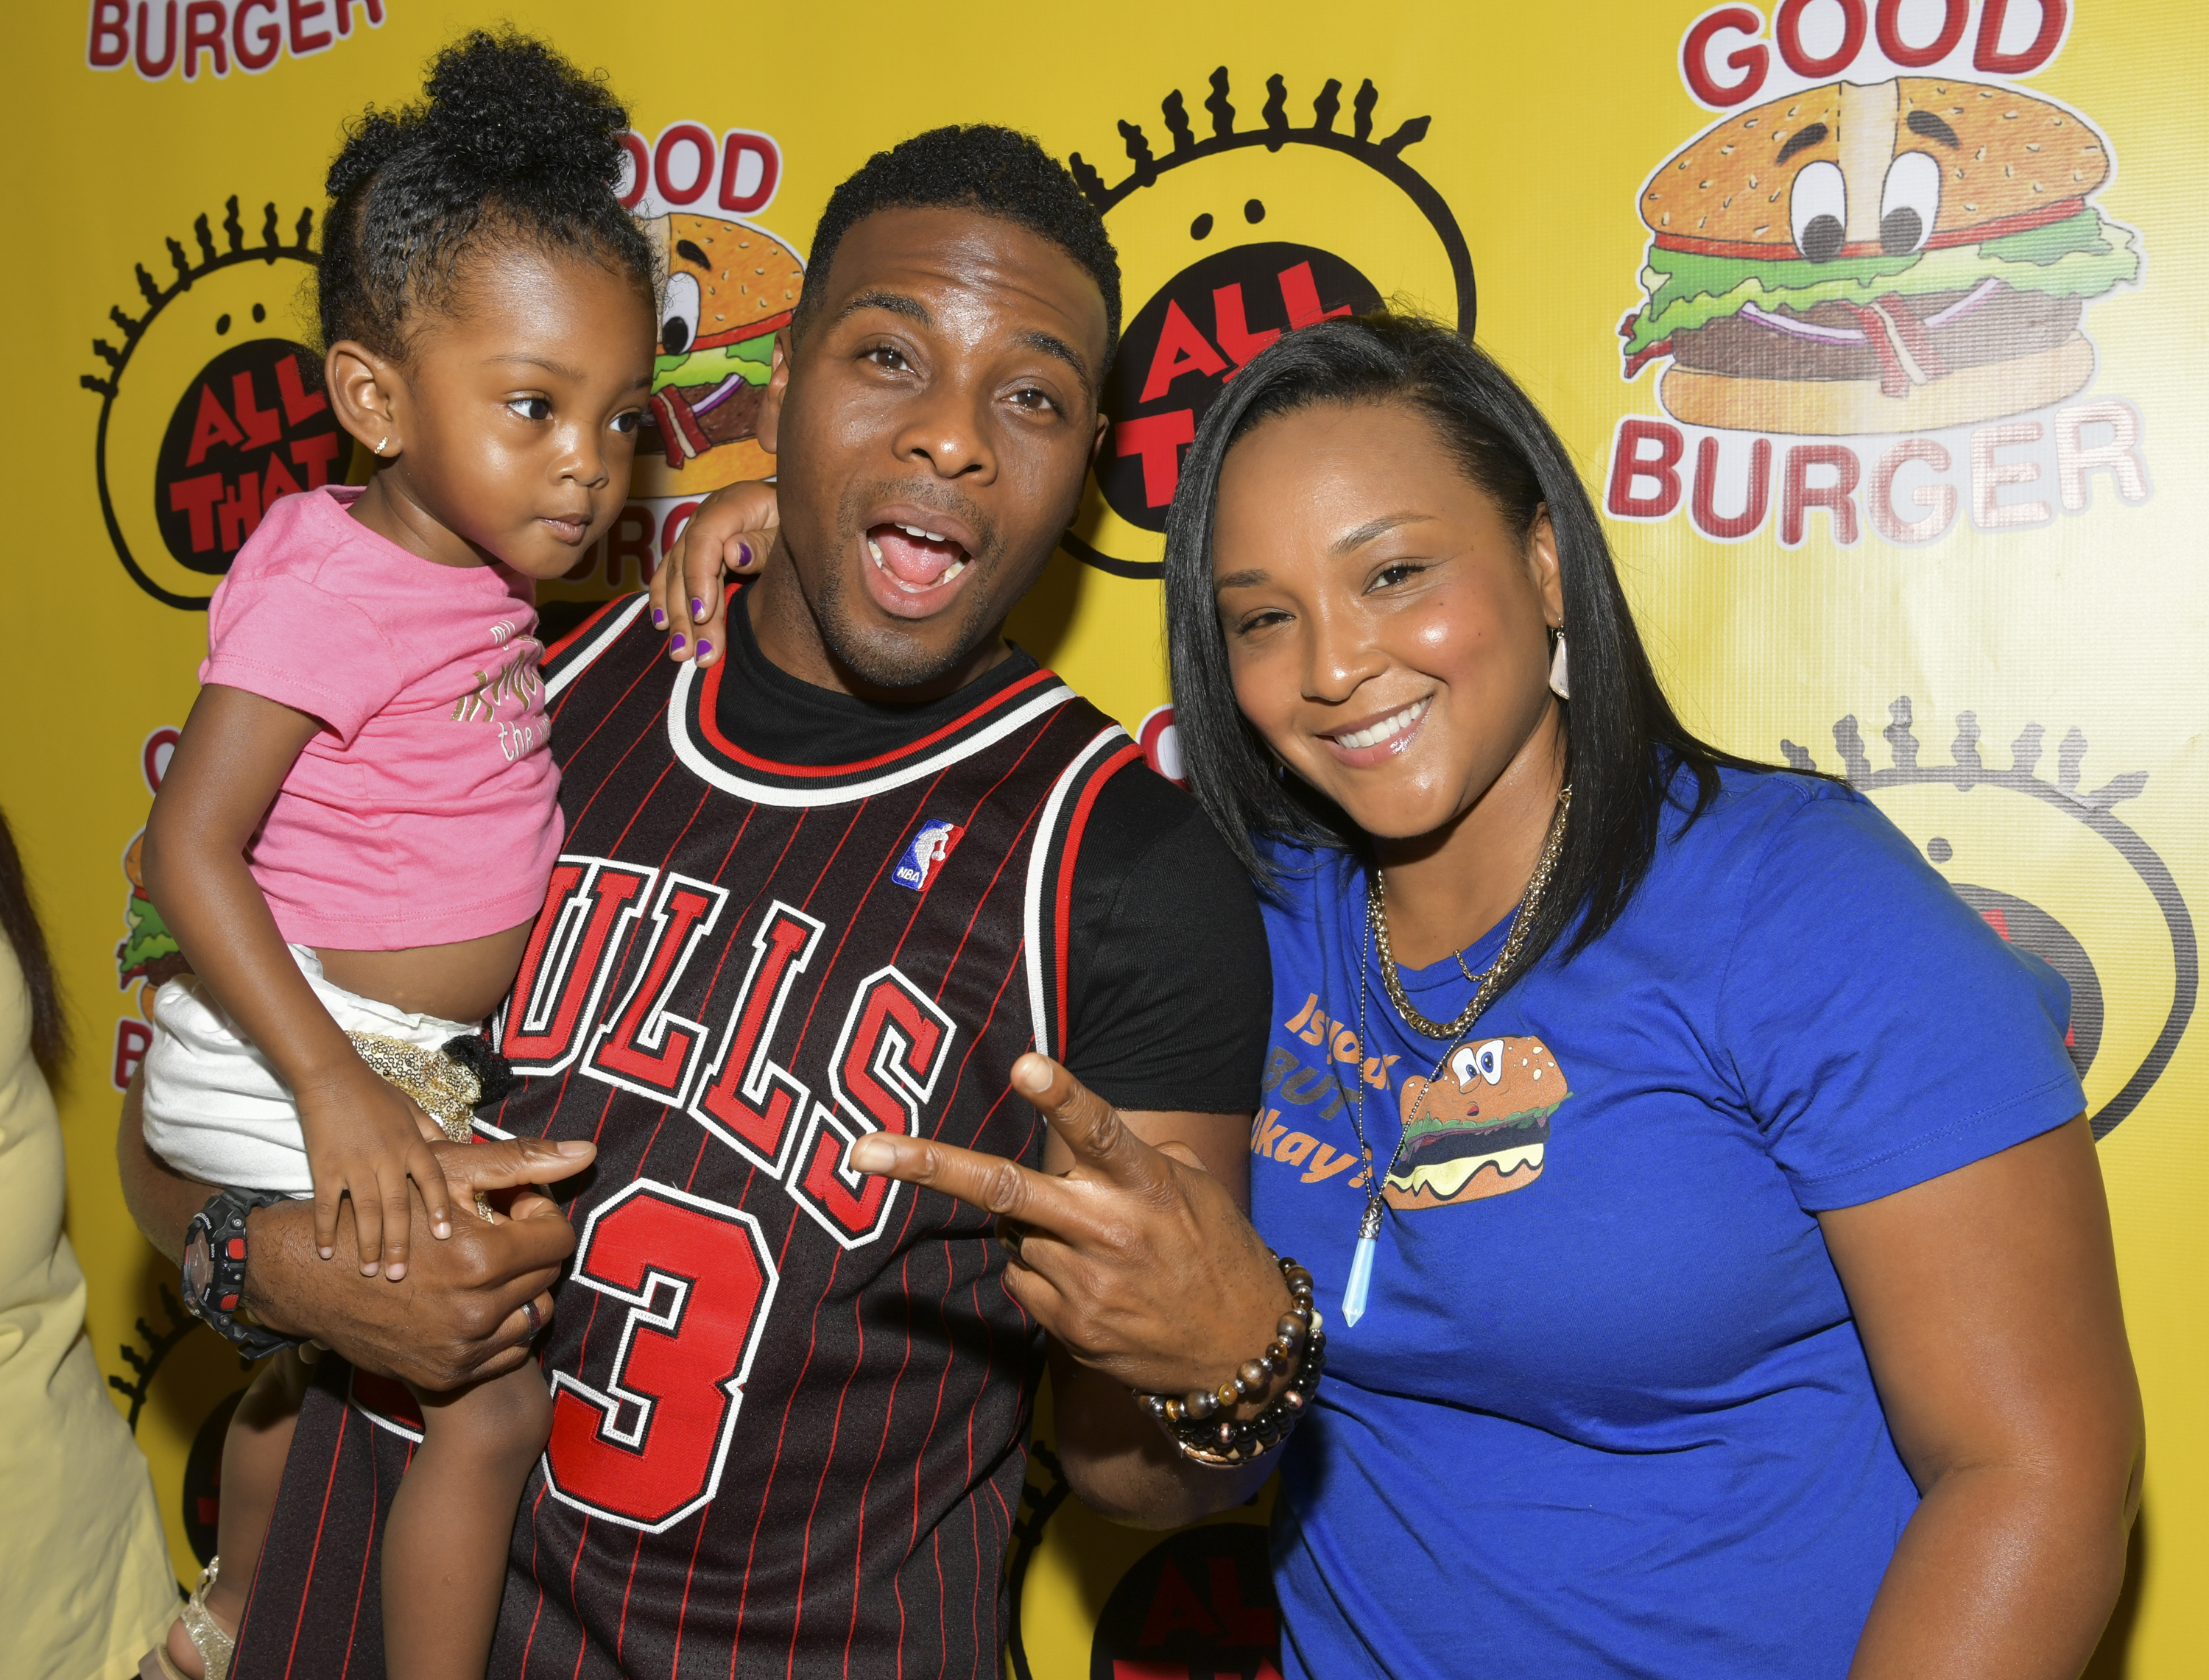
0, 809, 67, 1083
1163, 310, 1779, 984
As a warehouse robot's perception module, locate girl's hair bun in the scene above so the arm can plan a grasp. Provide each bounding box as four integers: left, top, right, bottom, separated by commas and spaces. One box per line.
317, 29, 652, 360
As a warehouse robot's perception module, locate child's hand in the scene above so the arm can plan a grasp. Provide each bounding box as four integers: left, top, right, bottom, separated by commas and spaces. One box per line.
297, 1070, 457, 1281
650, 479, 777, 669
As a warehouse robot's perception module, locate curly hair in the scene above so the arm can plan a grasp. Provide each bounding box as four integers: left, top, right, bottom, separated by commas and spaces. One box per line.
797, 126, 1121, 365
317, 29, 654, 361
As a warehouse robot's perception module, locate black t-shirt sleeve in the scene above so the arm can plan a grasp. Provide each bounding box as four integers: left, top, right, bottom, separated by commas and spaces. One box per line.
1059, 766, 1272, 1114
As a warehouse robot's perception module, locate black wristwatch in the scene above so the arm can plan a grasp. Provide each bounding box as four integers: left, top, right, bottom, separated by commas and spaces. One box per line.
183, 1187, 305, 1360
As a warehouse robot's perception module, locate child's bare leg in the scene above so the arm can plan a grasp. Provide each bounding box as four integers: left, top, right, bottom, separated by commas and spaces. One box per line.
157, 1347, 314, 1677
381, 1359, 552, 1679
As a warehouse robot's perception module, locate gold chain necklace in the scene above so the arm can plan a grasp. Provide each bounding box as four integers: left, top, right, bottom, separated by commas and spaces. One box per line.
1341, 786, 1571, 1327
1367, 785, 1573, 1040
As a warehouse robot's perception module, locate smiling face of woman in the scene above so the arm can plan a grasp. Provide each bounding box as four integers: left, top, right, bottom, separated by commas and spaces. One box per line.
1212, 400, 1565, 847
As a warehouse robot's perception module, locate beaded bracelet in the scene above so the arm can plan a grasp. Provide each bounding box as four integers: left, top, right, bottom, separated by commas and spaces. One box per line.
1133, 1254, 1326, 1467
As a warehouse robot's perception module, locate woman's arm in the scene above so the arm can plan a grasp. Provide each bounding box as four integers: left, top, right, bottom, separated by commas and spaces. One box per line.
143, 683, 456, 1275
1822, 1115, 2141, 1680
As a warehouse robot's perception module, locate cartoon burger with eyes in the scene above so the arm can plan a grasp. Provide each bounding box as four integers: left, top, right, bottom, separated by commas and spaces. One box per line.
1621, 78, 2140, 434
1387, 1035, 1568, 1210
635, 213, 804, 495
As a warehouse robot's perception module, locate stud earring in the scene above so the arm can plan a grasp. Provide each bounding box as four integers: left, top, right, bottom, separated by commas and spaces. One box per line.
1548, 627, 1570, 701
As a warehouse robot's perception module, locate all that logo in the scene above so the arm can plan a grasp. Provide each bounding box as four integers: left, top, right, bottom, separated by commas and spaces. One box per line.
82, 197, 342, 609
1060, 68, 1475, 577
1607, 4, 2149, 549
1783, 699, 2195, 1137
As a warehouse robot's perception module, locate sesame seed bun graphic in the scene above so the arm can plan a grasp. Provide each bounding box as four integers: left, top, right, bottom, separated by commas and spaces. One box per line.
1620, 78, 2139, 435
635, 213, 804, 496
1384, 1037, 1568, 1211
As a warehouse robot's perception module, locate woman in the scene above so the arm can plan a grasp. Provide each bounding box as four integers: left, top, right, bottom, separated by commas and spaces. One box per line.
761, 313, 2138, 1679
0, 808, 181, 1677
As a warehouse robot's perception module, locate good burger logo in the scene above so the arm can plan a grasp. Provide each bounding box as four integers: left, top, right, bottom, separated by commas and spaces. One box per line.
1607, 2, 2149, 548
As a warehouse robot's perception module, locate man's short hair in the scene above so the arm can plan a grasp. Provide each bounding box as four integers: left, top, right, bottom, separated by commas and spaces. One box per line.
798, 125, 1121, 365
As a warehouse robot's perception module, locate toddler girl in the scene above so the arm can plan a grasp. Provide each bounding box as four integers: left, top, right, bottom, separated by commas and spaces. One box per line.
135, 32, 656, 1680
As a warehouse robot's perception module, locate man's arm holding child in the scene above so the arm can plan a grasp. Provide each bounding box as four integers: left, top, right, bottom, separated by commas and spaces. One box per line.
119, 1072, 589, 1390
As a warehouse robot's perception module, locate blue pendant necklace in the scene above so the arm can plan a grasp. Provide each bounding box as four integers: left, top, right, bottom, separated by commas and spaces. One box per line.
1342, 788, 1571, 1327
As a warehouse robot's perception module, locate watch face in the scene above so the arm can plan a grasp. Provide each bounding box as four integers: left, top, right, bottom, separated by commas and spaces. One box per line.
183, 1226, 214, 1312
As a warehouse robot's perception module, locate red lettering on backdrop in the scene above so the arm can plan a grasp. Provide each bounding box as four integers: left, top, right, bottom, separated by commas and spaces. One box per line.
88, 0, 131, 66
1607, 419, 1685, 518
1213, 283, 1280, 368
1278, 261, 1354, 331
1775, 0, 1866, 79
1683, 5, 1769, 107
230, 371, 280, 450
616, 132, 650, 208
1869, 438, 1956, 543
289, 431, 342, 487
273, 355, 325, 426
1141, 302, 1230, 403
1975, 0, 2067, 74
602, 504, 656, 587
169, 475, 227, 551
654, 124, 716, 207
1691, 435, 1773, 539
286, 0, 330, 54
1781, 443, 1862, 545
184, 384, 244, 467
1116, 411, 1197, 509
181, 0, 227, 78
660, 501, 700, 558
233, 0, 281, 70
113, 1019, 153, 1091
1875, 0, 1967, 66
717, 132, 780, 216
331, 0, 381, 35
135, 1, 179, 77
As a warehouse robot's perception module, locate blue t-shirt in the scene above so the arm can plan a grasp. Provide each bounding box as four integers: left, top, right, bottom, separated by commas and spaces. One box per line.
1248, 769, 2083, 1680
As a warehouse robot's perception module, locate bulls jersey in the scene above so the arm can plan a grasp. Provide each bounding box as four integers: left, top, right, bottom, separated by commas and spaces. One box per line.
231, 594, 1264, 1679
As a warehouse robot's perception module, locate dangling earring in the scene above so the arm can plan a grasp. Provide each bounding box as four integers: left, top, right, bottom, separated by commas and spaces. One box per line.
1548, 627, 1571, 701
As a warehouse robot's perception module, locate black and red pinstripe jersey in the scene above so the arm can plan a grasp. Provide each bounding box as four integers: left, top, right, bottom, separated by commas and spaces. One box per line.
233, 593, 1158, 1679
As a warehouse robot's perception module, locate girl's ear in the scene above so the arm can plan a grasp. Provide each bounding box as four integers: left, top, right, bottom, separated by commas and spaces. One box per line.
325, 339, 406, 461
1527, 504, 1564, 627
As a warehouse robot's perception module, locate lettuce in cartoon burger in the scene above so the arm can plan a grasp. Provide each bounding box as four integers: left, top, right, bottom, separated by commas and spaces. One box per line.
637, 213, 805, 495
1621, 78, 2140, 434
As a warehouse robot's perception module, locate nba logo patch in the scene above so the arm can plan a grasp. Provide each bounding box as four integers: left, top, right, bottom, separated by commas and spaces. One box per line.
892, 819, 964, 892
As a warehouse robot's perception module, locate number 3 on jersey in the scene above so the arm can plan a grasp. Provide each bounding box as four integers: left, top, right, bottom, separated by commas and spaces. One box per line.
543, 1181, 779, 1533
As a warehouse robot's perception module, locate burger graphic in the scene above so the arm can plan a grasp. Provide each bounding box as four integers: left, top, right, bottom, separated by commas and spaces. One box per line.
1621, 78, 2140, 434
117, 833, 187, 996
635, 213, 804, 497
1385, 1035, 1567, 1210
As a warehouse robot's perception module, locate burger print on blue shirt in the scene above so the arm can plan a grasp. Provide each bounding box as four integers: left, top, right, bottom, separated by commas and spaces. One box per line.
1384, 1035, 1569, 1209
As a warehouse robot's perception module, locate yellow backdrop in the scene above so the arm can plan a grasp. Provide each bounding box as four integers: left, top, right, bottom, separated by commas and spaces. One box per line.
4, 1, 2201, 1674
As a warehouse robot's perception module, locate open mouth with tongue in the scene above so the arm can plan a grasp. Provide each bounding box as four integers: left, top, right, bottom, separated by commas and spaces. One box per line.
864, 520, 973, 617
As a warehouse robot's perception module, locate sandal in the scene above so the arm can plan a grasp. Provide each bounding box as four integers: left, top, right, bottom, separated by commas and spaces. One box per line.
142, 1558, 233, 1680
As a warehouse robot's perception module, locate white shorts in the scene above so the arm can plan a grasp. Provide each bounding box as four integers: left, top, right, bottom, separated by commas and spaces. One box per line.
142, 944, 477, 1195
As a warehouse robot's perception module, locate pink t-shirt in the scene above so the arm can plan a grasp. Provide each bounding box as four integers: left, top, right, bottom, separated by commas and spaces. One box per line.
200, 485, 562, 950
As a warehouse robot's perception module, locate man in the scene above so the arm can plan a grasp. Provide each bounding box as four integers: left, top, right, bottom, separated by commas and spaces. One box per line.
119, 127, 1274, 1676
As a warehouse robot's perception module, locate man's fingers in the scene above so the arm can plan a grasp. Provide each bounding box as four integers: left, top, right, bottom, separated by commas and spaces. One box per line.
438, 1136, 596, 1195
848, 1132, 1077, 1232
1011, 1053, 1166, 1190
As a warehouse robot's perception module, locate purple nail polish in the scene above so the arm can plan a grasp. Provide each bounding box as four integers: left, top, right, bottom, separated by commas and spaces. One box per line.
691, 597, 705, 618
697, 640, 714, 660
651, 607, 666, 627
671, 634, 687, 654
738, 541, 752, 566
